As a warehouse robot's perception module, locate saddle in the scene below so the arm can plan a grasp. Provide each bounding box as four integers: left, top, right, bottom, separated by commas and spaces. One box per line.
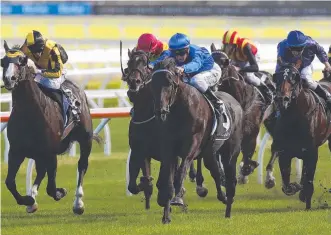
37, 81, 81, 134
202, 94, 232, 141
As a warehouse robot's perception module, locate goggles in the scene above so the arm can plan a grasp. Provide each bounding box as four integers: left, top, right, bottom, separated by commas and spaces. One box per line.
172, 48, 188, 56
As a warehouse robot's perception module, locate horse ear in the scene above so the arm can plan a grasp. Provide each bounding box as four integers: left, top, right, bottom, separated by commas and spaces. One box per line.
128, 49, 132, 58
4, 40, 9, 53
210, 43, 217, 52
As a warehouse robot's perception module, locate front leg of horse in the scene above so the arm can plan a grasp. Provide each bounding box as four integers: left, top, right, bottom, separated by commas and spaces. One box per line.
46, 155, 67, 201
279, 153, 301, 196
27, 158, 47, 213
128, 150, 144, 195
195, 157, 208, 197
73, 140, 92, 214
5, 150, 34, 207
139, 158, 153, 210
239, 132, 260, 183
189, 162, 197, 182
265, 150, 278, 189
223, 159, 239, 218
301, 150, 318, 210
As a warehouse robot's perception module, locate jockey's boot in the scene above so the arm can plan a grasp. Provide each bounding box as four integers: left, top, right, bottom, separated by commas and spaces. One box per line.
204, 88, 224, 115
314, 84, 331, 110
61, 87, 81, 122
257, 82, 274, 105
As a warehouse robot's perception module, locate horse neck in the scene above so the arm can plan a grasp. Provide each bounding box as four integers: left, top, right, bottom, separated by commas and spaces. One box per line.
12, 79, 47, 119
132, 85, 154, 118
295, 88, 315, 115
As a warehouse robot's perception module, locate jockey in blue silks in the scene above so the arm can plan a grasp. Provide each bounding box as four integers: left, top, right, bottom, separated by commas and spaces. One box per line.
275, 30, 331, 109
150, 33, 224, 115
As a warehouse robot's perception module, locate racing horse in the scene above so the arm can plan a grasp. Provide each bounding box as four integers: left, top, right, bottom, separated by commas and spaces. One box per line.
210, 43, 275, 185
272, 64, 331, 209
150, 57, 243, 223
121, 46, 196, 210
1, 41, 101, 214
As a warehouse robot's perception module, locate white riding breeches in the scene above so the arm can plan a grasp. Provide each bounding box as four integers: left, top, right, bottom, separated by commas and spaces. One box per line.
300, 64, 317, 89
184, 63, 222, 93
34, 73, 65, 90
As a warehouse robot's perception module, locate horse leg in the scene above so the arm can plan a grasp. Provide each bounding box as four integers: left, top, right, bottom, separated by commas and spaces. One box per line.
279, 152, 301, 196
299, 161, 307, 202
46, 154, 67, 201
128, 150, 144, 195
171, 135, 202, 206
239, 129, 260, 182
222, 150, 240, 218
72, 138, 92, 215
196, 157, 208, 197
189, 162, 197, 182
302, 149, 318, 210
203, 150, 227, 205
265, 146, 278, 189
26, 158, 47, 213
5, 149, 35, 206
157, 157, 176, 224
140, 158, 153, 210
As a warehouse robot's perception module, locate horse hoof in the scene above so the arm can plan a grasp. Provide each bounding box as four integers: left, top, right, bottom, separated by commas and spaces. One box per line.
265, 179, 276, 189
282, 183, 301, 196
196, 186, 208, 198
170, 197, 184, 206
162, 217, 171, 224
20, 195, 35, 206
237, 176, 249, 185
26, 203, 38, 213
217, 192, 227, 204
73, 206, 85, 215
299, 190, 306, 203
54, 188, 67, 201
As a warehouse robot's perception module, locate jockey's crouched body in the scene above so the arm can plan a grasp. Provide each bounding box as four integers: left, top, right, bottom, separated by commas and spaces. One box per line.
150, 33, 225, 116
276, 30, 331, 109
222, 30, 274, 105
20, 30, 80, 121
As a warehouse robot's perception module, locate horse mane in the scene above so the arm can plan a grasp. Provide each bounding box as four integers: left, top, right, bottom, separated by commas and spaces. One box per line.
153, 57, 177, 72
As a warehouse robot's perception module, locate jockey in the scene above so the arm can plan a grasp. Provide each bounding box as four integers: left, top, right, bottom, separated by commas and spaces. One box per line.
151, 33, 224, 115
276, 30, 331, 109
222, 30, 273, 104
136, 33, 169, 62
20, 30, 80, 121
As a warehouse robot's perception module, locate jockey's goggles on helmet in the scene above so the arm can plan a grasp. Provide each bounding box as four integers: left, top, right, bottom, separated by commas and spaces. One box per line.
172, 48, 188, 56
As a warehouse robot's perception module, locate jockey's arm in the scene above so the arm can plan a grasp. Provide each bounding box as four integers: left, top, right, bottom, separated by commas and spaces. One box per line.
312, 40, 329, 66
328, 45, 331, 64
239, 44, 259, 73
182, 51, 203, 74
149, 50, 171, 68
42, 48, 63, 78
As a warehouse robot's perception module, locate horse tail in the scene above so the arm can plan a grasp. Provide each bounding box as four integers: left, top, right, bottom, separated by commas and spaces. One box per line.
92, 133, 103, 147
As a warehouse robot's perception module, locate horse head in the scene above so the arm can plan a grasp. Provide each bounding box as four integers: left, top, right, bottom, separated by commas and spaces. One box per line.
151, 57, 180, 122
123, 48, 152, 92
273, 64, 301, 110
1, 40, 32, 91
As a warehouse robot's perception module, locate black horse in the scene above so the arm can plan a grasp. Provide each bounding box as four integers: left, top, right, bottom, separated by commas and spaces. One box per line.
272, 64, 331, 209
1, 41, 101, 214
150, 57, 243, 223
122, 48, 195, 210
210, 44, 276, 185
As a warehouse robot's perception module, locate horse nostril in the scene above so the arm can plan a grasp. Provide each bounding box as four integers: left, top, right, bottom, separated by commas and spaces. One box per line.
11, 76, 16, 81
283, 97, 290, 102
136, 79, 141, 85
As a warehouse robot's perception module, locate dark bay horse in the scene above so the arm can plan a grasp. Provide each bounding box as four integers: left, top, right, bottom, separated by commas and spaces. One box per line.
1, 41, 101, 214
272, 64, 331, 209
122, 48, 195, 210
150, 58, 243, 223
210, 43, 275, 185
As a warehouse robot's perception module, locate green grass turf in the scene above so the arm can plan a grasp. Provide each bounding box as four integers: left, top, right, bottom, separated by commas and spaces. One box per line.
1, 117, 331, 235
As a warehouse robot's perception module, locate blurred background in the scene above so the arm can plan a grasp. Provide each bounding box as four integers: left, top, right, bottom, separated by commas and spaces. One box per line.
1, 0, 330, 92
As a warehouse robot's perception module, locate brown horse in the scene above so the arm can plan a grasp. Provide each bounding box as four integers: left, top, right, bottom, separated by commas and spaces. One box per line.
122, 48, 196, 210
151, 57, 243, 223
210, 43, 275, 184
272, 64, 331, 209
1, 41, 101, 214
